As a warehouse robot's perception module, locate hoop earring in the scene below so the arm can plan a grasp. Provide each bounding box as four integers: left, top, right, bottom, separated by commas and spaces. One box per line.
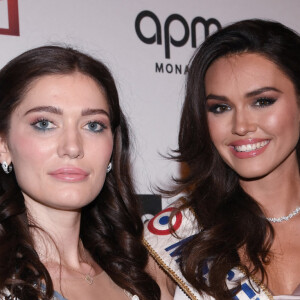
106, 162, 112, 173
2, 161, 12, 174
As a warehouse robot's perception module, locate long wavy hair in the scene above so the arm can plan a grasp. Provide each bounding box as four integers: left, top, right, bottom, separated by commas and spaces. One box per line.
169, 19, 300, 299
0, 46, 160, 300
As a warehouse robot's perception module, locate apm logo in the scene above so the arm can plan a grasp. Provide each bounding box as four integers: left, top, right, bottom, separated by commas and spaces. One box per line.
135, 10, 221, 59
0, 0, 19, 36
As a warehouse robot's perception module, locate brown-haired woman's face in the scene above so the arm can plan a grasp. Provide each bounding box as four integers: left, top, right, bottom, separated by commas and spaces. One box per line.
205, 53, 300, 179
0, 72, 113, 211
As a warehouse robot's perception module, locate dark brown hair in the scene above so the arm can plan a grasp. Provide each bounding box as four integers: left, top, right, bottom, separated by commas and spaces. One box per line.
169, 19, 300, 299
0, 46, 160, 299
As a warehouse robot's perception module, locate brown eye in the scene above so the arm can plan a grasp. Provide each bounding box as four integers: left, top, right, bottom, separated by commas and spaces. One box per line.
254, 97, 277, 107
207, 104, 231, 114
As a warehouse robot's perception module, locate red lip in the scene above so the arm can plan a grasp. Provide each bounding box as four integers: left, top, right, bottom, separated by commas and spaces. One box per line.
49, 167, 89, 182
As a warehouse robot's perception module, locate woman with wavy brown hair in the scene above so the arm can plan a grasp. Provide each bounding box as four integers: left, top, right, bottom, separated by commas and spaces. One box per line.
144, 19, 300, 300
0, 45, 160, 300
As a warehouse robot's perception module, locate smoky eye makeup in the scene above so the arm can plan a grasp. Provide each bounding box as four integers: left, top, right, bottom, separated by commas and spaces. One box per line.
253, 97, 277, 108
206, 102, 231, 114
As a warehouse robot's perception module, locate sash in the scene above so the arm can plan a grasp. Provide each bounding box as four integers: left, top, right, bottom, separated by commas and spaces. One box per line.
143, 206, 272, 300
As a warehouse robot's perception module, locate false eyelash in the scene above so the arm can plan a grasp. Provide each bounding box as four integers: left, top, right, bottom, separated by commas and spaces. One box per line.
206, 103, 231, 114
253, 97, 277, 107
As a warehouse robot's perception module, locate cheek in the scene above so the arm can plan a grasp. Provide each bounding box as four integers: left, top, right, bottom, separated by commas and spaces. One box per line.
207, 116, 227, 147
87, 136, 113, 165
9, 132, 53, 171
263, 108, 300, 138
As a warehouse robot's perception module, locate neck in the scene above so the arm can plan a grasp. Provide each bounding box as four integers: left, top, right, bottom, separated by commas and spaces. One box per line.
25, 197, 83, 266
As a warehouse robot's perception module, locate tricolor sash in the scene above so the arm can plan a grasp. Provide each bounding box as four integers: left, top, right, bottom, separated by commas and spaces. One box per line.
143, 206, 272, 300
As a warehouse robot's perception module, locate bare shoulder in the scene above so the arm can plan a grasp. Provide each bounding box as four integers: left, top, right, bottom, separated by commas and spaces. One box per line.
146, 255, 176, 300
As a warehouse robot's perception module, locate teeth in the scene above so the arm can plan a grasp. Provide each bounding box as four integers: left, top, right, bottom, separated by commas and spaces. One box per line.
234, 140, 269, 152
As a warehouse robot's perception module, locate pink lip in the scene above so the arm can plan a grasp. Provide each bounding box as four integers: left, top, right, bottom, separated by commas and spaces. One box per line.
49, 167, 89, 182
229, 138, 270, 159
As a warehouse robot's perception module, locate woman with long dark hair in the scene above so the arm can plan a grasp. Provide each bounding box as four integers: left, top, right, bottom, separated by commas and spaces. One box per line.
144, 19, 300, 300
0, 45, 160, 300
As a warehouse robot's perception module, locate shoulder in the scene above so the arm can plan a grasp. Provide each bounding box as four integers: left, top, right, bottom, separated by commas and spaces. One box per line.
146, 255, 175, 299
144, 205, 201, 299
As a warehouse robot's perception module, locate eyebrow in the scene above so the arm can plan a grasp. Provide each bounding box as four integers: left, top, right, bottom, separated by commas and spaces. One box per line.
81, 108, 110, 117
245, 87, 282, 97
24, 106, 63, 115
206, 86, 282, 101
206, 94, 228, 101
24, 106, 110, 117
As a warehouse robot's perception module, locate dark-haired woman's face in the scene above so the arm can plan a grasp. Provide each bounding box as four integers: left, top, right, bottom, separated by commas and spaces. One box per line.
0, 72, 113, 211
205, 53, 300, 179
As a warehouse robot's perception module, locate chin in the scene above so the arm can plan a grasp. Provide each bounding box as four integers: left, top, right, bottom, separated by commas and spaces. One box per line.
51, 201, 92, 211
237, 169, 271, 181
47, 194, 96, 211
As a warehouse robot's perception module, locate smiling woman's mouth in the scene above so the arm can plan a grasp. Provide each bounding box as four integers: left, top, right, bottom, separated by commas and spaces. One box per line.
234, 140, 270, 152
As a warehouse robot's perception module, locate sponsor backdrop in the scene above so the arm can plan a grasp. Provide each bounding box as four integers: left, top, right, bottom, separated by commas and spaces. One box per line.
1, 0, 300, 217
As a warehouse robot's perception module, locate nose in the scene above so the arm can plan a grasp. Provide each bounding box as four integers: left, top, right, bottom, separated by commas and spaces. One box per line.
231, 109, 257, 136
57, 126, 84, 159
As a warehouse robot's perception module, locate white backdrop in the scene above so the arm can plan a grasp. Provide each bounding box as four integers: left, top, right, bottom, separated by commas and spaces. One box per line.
1, 0, 300, 207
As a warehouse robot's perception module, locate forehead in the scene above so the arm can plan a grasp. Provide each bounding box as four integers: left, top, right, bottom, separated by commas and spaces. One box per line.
204, 53, 295, 94
14, 72, 109, 113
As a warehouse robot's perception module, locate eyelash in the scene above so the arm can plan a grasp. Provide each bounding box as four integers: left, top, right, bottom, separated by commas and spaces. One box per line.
84, 121, 107, 133
30, 118, 55, 131
207, 104, 230, 114
207, 97, 277, 114
253, 97, 277, 107
30, 118, 107, 133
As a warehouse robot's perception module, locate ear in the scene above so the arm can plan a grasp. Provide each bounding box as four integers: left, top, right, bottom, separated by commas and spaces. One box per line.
0, 135, 12, 164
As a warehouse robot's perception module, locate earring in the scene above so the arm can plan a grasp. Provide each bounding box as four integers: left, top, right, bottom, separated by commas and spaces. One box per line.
106, 162, 112, 173
2, 161, 12, 174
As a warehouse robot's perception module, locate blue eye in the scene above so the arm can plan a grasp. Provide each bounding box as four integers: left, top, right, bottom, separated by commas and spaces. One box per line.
84, 121, 105, 133
31, 119, 55, 131
207, 104, 231, 114
254, 97, 277, 107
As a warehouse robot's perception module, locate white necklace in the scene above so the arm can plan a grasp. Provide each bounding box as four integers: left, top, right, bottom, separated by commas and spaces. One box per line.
124, 290, 139, 300
266, 206, 300, 223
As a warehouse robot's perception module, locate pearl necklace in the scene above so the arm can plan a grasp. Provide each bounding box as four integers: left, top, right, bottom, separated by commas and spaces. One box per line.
266, 206, 300, 223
